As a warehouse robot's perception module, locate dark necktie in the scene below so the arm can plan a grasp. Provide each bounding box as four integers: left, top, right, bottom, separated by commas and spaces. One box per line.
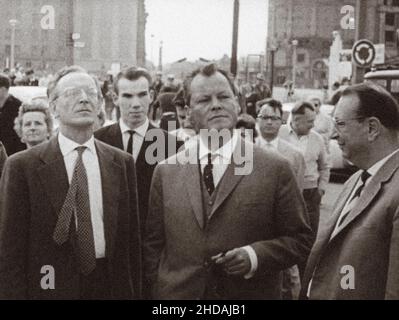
53, 146, 96, 275
337, 170, 371, 227
203, 153, 215, 196
126, 130, 135, 155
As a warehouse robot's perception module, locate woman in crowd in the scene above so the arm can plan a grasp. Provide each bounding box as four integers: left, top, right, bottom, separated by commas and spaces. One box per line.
14, 100, 53, 149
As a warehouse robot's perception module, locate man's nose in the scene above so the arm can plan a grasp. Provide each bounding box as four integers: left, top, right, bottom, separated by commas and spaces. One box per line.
78, 90, 89, 104
210, 96, 222, 111
331, 126, 339, 140
131, 96, 141, 108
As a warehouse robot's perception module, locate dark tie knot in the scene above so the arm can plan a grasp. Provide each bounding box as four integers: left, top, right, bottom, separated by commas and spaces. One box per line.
128, 130, 136, 137
361, 170, 371, 184
75, 146, 87, 157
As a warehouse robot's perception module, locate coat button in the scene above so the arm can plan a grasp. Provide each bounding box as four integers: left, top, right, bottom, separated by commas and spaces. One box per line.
208, 201, 213, 206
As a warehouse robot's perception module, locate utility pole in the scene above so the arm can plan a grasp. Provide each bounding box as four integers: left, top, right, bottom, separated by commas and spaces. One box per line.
230, 0, 240, 77
158, 41, 163, 71
269, 47, 277, 96
9, 19, 18, 70
353, 0, 368, 84
292, 39, 298, 89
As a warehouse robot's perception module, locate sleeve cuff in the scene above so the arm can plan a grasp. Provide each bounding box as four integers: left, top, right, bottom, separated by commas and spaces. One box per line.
242, 245, 258, 280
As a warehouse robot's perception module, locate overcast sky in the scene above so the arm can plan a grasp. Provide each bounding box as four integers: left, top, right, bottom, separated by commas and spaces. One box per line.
145, 0, 269, 64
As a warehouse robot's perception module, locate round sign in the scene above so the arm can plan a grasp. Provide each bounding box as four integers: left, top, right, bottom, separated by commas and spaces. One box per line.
352, 39, 376, 67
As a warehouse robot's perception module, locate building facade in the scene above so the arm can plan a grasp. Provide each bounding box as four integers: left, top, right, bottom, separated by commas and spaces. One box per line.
0, 0, 146, 74
267, 0, 399, 88
267, 0, 359, 88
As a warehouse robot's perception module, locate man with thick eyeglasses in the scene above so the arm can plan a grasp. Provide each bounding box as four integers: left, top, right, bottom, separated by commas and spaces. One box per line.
302, 82, 399, 300
256, 99, 305, 191
0, 66, 142, 300
256, 99, 306, 300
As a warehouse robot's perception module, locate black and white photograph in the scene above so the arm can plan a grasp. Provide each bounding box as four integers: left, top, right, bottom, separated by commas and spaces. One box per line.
0, 0, 399, 306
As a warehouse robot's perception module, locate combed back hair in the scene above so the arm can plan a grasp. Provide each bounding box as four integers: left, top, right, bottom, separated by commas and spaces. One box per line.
172, 88, 186, 108
342, 82, 399, 131
291, 101, 315, 115
236, 114, 258, 138
0, 73, 11, 89
114, 67, 152, 95
14, 100, 54, 138
47, 65, 103, 104
184, 63, 237, 106
307, 96, 322, 105
257, 98, 283, 118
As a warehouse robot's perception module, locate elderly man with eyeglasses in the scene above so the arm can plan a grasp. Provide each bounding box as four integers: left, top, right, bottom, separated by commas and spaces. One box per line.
0, 66, 142, 300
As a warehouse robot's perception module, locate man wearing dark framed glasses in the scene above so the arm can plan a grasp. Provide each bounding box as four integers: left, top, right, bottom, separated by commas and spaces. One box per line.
302, 82, 399, 300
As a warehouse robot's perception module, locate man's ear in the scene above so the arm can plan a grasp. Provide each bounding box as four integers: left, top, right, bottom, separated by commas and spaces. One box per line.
368, 117, 381, 141
50, 101, 58, 119
112, 92, 119, 106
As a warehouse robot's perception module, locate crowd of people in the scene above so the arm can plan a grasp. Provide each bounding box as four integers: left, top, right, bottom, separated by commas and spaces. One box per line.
0, 62, 398, 300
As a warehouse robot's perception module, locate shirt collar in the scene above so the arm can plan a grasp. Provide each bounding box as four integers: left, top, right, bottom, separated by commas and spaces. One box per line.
119, 117, 149, 138
199, 130, 239, 162
58, 132, 97, 157
260, 136, 279, 148
367, 148, 399, 177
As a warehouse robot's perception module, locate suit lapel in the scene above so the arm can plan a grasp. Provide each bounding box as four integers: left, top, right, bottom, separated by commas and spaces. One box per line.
137, 123, 157, 166
329, 152, 399, 241
303, 172, 359, 279
209, 138, 250, 220
37, 137, 69, 217
109, 123, 124, 150
181, 142, 205, 229
95, 140, 121, 260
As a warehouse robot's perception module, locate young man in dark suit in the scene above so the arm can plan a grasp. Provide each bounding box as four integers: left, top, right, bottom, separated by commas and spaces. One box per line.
0, 66, 142, 300
95, 67, 183, 233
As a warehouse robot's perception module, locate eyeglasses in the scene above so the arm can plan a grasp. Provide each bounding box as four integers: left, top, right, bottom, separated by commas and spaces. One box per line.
333, 117, 366, 130
53, 87, 99, 102
257, 115, 282, 121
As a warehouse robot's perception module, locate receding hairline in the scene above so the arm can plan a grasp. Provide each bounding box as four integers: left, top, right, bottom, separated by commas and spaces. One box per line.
190, 71, 234, 92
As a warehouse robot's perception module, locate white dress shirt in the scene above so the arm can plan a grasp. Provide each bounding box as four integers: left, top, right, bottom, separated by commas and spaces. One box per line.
119, 118, 149, 161
58, 132, 105, 258
199, 130, 258, 279
257, 136, 279, 150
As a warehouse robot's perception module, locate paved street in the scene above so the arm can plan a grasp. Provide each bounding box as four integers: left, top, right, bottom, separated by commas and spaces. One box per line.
320, 181, 345, 228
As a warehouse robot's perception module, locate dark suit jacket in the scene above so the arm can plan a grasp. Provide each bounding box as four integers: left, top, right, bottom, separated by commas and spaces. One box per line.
0, 94, 26, 156
301, 151, 399, 300
144, 137, 313, 300
94, 122, 183, 232
0, 141, 7, 178
0, 137, 142, 299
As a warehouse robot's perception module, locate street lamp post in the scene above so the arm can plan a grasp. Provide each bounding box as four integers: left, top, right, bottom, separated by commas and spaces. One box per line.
292, 39, 298, 89
9, 19, 18, 70
269, 46, 277, 96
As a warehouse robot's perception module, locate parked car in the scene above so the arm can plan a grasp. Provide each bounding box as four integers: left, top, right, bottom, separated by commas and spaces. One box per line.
282, 102, 357, 182
364, 69, 399, 102
9, 86, 48, 103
